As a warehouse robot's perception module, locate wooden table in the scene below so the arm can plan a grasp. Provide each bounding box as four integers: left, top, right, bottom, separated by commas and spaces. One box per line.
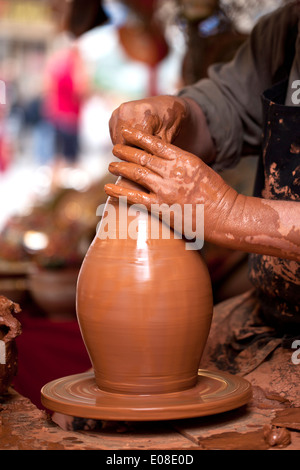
1, 384, 299, 451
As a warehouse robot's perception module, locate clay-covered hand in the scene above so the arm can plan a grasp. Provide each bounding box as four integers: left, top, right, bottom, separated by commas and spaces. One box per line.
105, 127, 237, 242
109, 95, 188, 146
105, 127, 300, 261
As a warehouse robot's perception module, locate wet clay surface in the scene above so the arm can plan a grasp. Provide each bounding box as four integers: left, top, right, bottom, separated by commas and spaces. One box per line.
0, 388, 199, 450
196, 425, 290, 450
272, 408, 300, 432
1, 384, 300, 450
109, 96, 188, 148
77, 177, 213, 395
41, 369, 252, 421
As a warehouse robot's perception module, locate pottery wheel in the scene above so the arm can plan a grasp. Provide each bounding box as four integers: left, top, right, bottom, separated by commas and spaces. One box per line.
41, 369, 252, 421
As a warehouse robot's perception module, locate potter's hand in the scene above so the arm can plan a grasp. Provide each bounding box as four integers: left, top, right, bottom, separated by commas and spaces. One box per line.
109, 95, 187, 145
105, 127, 236, 241
105, 127, 300, 261
109, 95, 216, 163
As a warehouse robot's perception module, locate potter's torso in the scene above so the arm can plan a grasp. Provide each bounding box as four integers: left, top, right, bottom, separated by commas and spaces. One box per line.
249, 79, 300, 328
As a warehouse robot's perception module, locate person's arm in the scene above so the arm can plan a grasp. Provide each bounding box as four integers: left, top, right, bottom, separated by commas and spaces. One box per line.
104, 128, 300, 262
178, 2, 299, 170
209, 195, 300, 261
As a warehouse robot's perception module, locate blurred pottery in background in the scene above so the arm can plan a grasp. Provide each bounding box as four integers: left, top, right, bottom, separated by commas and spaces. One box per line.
28, 266, 79, 320
0, 259, 30, 305
77, 178, 213, 395
0, 278, 28, 305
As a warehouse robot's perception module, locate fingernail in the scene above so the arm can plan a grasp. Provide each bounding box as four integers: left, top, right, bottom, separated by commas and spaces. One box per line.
104, 184, 116, 195
108, 164, 118, 175
112, 144, 123, 156
113, 144, 122, 150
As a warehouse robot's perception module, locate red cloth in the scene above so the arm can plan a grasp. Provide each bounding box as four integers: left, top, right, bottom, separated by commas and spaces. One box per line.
13, 311, 91, 410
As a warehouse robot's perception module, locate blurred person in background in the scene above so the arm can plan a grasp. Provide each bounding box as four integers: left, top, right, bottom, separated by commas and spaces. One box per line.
42, 41, 89, 170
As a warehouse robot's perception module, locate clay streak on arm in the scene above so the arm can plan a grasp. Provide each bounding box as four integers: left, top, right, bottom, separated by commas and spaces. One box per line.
210, 195, 300, 261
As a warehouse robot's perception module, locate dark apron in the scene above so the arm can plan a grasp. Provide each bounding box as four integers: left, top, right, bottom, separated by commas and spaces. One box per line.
249, 79, 300, 331
201, 80, 300, 376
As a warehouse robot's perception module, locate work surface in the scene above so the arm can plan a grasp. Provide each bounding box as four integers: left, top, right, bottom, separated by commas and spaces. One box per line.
1, 384, 299, 450
3, 297, 300, 451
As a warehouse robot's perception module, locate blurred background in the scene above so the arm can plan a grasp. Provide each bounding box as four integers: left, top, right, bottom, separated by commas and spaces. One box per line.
0, 0, 285, 407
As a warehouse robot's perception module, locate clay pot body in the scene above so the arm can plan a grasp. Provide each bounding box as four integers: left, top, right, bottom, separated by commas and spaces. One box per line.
76, 181, 213, 395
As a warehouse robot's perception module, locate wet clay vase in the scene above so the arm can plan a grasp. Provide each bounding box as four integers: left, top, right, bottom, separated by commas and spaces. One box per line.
76, 178, 213, 395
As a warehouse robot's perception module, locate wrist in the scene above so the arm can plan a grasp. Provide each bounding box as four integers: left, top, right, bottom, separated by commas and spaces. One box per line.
173, 97, 216, 163
205, 188, 245, 247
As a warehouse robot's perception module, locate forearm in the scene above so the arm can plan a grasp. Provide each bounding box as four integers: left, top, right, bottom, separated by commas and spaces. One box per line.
208, 194, 300, 261
173, 97, 216, 164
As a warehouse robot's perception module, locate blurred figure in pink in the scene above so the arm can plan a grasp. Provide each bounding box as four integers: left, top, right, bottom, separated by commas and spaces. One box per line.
42, 43, 89, 168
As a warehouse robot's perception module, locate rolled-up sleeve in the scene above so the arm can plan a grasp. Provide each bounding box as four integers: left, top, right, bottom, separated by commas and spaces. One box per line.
178, 2, 299, 170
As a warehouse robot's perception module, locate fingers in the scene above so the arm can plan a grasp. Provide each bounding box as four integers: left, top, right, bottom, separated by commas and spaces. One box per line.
108, 161, 163, 193
113, 144, 167, 176
109, 101, 159, 144
109, 110, 123, 144
121, 127, 185, 161
104, 183, 156, 208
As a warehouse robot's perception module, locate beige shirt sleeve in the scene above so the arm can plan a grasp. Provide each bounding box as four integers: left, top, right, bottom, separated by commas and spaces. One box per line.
178, 2, 300, 171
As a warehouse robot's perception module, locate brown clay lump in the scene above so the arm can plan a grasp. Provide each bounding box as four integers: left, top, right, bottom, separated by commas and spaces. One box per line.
263, 424, 291, 447
0, 295, 22, 395
0, 295, 22, 343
